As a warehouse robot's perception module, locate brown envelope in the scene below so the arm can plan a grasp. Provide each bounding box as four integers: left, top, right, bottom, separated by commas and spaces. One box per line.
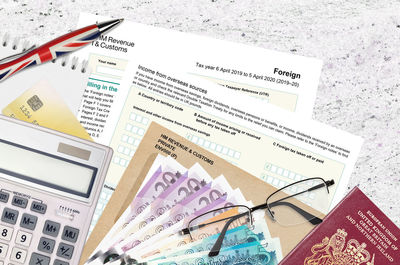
80, 122, 322, 264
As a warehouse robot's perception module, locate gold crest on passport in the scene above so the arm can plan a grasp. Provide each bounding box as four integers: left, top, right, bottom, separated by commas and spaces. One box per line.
304, 228, 375, 265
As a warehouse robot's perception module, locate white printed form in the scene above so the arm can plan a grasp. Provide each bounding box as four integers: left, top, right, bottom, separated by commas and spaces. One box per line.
75, 13, 322, 145
74, 13, 325, 228
108, 61, 362, 217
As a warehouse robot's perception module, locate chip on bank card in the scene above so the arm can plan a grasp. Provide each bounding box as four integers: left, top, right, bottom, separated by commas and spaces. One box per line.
2, 80, 92, 141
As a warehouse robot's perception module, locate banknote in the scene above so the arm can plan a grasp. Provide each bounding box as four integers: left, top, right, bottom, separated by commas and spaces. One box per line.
91, 189, 248, 265
100, 163, 214, 251
106, 224, 278, 265
164, 174, 234, 224
124, 163, 216, 233
127, 155, 187, 222
86, 173, 236, 264
118, 189, 248, 258
117, 188, 242, 252
104, 223, 280, 265
137, 203, 268, 260
149, 163, 213, 218
147, 239, 281, 265
87, 163, 261, 265
117, 174, 233, 245
86, 154, 186, 262
144, 221, 273, 262
85, 188, 245, 265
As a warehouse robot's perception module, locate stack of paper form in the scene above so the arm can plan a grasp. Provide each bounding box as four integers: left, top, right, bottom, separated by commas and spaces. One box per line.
72, 13, 364, 265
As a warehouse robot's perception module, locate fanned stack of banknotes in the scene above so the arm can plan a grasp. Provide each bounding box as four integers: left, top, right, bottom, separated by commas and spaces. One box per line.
88, 154, 282, 265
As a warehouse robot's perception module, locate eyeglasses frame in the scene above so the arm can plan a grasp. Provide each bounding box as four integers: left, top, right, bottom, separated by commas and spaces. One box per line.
179, 177, 335, 257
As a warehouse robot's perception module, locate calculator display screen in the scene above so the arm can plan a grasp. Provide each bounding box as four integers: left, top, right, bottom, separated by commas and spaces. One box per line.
0, 139, 97, 198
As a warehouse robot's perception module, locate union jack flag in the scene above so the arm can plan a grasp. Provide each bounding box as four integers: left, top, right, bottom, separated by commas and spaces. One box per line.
0, 24, 100, 81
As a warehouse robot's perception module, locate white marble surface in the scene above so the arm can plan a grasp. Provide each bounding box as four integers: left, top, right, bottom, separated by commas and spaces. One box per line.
1, 1, 399, 226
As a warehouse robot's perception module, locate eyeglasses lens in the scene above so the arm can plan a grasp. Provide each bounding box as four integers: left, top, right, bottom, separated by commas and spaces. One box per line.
267, 178, 330, 226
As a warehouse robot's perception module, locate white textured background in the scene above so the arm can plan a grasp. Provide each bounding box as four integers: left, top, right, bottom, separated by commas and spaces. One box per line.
1, 1, 399, 226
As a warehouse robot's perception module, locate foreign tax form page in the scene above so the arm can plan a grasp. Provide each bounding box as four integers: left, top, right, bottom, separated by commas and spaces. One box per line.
108, 60, 362, 215
73, 14, 346, 229
75, 13, 322, 143
82, 60, 362, 230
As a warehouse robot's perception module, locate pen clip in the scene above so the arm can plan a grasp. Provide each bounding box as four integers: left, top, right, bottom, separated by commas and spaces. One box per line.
0, 45, 36, 64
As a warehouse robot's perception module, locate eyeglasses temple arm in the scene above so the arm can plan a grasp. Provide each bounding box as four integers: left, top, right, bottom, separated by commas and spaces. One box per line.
268, 200, 322, 225
250, 200, 322, 225
208, 212, 247, 257
251, 203, 268, 212
179, 215, 237, 236
309, 179, 335, 192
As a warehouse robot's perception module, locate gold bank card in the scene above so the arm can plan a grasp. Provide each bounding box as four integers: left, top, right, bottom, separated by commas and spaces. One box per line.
3, 80, 92, 141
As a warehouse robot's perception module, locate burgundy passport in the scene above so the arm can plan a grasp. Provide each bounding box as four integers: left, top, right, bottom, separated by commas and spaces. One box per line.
279, 187, 400, 265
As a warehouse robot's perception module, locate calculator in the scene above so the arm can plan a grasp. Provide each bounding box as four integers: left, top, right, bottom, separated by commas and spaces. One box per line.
0, 115, 113, 265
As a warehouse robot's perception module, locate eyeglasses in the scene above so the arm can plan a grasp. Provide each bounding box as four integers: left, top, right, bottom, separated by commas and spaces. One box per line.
178, 177, 335, 257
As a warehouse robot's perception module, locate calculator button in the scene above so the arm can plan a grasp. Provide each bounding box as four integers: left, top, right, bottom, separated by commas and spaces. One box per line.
0, 224, 14, 241
53, 260, 69, 265
31, 201, 47, 214
29, 253, 50, 265
42, 220, 60, 237
15, 230, 32, 247
11, 196, 28, 209
61, 226, 79, 243
38, 237, 55, 254
10, 247, 27, 263
56, 242, 74, 260
0, 191, 9, 203
1, 208, 19, 224
0, 242, 9, 259
20, 213, 38, 230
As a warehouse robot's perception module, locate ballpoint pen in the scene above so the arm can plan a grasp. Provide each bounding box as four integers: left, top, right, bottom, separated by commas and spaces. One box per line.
0, 19, 124, 82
